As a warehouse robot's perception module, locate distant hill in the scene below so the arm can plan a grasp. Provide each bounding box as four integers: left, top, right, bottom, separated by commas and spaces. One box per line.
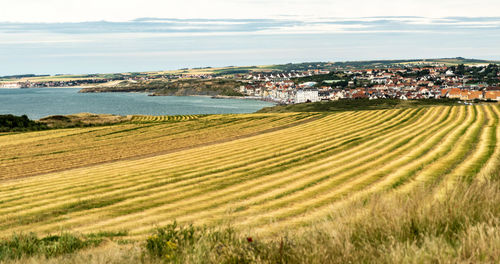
3, 57, 498, 84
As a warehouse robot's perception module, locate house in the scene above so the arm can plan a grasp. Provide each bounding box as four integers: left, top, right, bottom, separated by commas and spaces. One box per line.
467, 91, 483, 100
0, 82, 21, 88
440, 88, 449, 98
460, 90, 469, 100
448, 88, 461, 99
351, 91, 368, 99
295, 89, 320, 103
318, 90, 331, 101
484, 91, 500, 101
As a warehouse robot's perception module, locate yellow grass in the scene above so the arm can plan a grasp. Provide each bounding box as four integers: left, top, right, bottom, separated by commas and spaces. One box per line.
0, 113, 314, 179
0, 104, 499, 242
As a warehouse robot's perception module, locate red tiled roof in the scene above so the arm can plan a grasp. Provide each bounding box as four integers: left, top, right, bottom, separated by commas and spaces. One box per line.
485, 91, 500, 100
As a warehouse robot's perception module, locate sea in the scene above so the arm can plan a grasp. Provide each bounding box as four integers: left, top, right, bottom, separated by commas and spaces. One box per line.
0, 88, 275, 120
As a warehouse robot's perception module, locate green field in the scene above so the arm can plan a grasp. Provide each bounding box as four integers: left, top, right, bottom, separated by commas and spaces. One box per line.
1, 104, 499, 263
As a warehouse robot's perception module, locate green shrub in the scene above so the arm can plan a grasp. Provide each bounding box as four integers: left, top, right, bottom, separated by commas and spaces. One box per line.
0, 114, 48, 132
143, 223, 294, 264
0, 230, 129, 261
0, 232, 100, 261
145, 222, 196, 260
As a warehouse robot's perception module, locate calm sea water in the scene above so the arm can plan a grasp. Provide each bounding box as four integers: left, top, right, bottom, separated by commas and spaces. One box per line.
0, 88, 274, 120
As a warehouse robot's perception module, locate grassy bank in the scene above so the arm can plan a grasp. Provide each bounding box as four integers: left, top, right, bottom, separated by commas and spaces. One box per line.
38, 113, 129, 128
79, 79, 245, 97
0, 113, 131, 132
257, 98, 465, 113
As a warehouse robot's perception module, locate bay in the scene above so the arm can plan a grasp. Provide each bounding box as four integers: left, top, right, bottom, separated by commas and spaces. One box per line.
0, 88, 274, 120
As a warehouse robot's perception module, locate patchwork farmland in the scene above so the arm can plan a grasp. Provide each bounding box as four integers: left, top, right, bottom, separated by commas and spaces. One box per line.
0, 104, 499, 243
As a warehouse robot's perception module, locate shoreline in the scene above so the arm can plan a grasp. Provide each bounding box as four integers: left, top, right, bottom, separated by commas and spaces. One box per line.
2, 87, 281, 106
1, 89, 276, 120
210, 95, 280, 104
1, 86, 276, 104
78, 88, 278, 104
0, 86, 93, 89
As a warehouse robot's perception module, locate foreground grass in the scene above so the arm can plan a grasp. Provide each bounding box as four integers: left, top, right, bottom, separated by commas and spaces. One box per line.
2, 105, 499, 263
6, 174, 499, 263
139, 177, 500, 263
0, 231, 127, 262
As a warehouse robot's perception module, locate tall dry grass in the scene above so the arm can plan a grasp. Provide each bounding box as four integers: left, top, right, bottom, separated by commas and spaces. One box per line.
8, 171, 499, 264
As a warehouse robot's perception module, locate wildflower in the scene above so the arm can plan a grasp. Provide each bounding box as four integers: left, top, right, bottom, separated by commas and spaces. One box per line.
247, 237, 253, 243
166, 241, 177, 250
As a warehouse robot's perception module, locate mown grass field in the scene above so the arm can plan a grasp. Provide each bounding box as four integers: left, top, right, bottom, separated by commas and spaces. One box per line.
1, 104, 499, 262
0, 113, 315, 179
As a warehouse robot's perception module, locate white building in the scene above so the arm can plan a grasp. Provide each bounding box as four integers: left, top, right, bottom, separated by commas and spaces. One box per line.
295, 89, 320, 103
297, 82, 317, 89
0, 83, 21, 88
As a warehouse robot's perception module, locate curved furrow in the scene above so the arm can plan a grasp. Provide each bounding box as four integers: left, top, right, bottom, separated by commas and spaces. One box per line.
0, 112, 352, 207
0, 109, 414, 233
2, 113, 303, 167
0, 111, 378, 219
66, 108, 434, 233
0, 110, 396, 225
476, 104, 500, 181
0, 113, 321, 196
3, 105, 498, 239
240, 105, 475, 231
433, 104, 498, 199
0, 112, 372, 202
397, 105, 485, 193
103, 107, 452, 234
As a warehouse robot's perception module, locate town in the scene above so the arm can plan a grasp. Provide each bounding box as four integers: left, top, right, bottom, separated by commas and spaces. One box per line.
2, 61, 500, 103
236, 64, 500, 104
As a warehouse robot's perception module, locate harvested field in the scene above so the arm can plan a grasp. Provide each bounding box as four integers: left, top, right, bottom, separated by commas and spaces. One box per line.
0, 105, 498, 241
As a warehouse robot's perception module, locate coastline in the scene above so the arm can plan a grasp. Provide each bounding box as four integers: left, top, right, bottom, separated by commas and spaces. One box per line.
79, 87, 278, 104
0, 88, 276, 119
0, 86, 93, 89
210, 95, 279, 104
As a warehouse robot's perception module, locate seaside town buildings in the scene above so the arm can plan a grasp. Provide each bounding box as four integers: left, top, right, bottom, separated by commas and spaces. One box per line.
2, 64, 499, 103
295, 89, 320, 103
238, 65, 500, 104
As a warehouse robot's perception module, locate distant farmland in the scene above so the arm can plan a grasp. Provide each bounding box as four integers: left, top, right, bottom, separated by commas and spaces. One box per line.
0, 104, 498, 241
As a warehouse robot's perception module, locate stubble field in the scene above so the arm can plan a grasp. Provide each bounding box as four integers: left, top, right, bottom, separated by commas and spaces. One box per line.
0, 104, 499, 246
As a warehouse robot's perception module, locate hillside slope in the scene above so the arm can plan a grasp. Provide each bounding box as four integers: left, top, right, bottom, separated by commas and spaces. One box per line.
79, 79, 245, 96
0, 104, 499, 243
257, 98, 462, 113
0, 113, 314, 179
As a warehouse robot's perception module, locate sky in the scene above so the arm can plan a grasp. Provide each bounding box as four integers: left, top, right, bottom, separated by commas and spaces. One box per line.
1, 0, 500, 75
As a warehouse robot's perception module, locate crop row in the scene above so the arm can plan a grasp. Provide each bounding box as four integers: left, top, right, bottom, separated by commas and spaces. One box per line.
0, 113, 314, 179
0, 105, 498, 239
131, 114, 201, 122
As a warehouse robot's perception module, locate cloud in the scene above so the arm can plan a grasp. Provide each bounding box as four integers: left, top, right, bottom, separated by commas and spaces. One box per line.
39, 48, 310, 58
1, 13, 499, 75
2, 0, 500, 23
1, 17, 499, 38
